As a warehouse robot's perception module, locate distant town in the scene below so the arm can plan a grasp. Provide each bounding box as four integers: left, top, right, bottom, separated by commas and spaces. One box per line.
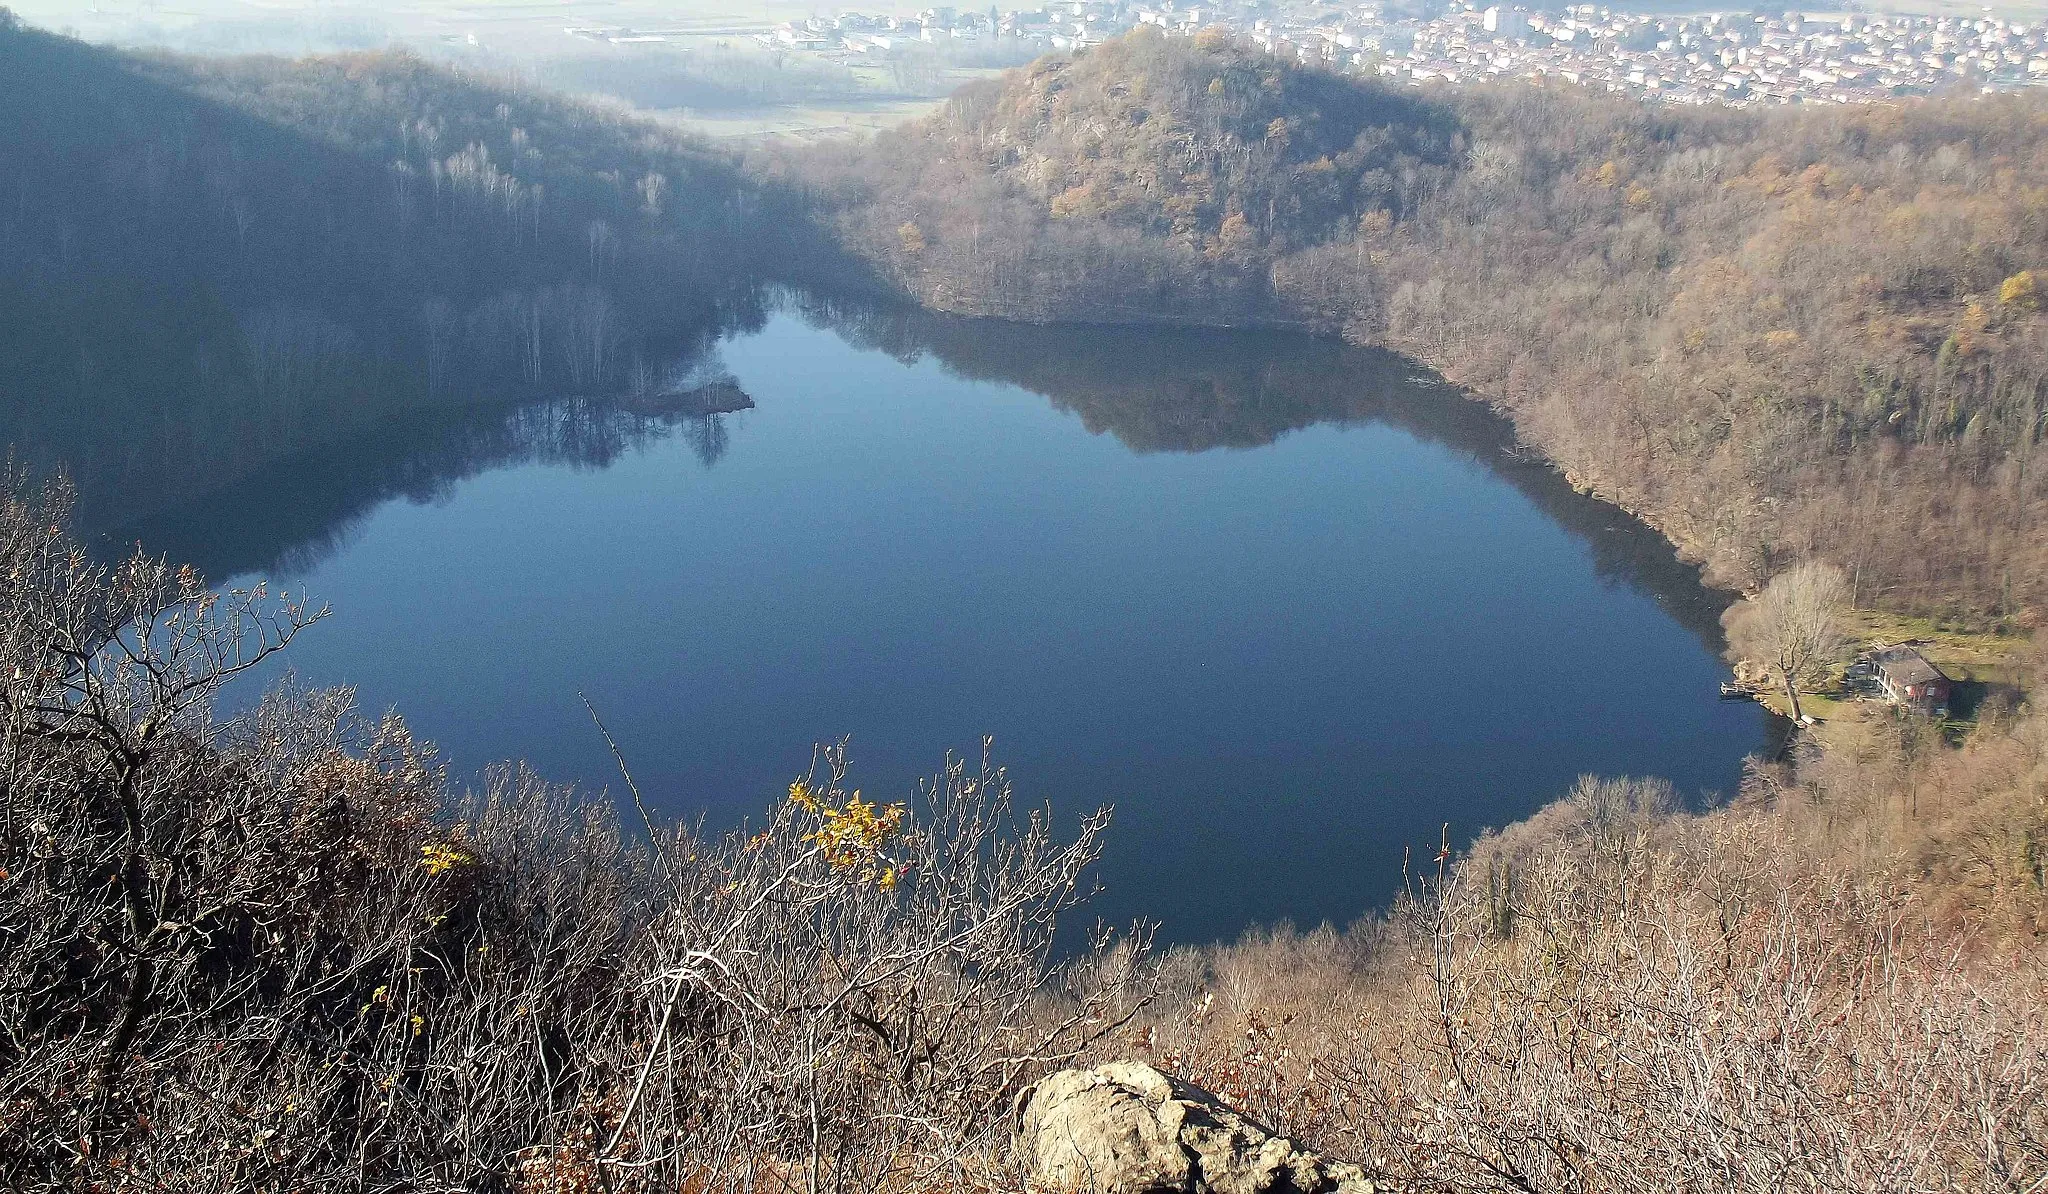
570, 1, 2048, 108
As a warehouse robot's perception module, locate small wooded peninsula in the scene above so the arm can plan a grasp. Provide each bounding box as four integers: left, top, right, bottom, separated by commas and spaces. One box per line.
2, 9, 2045, 1192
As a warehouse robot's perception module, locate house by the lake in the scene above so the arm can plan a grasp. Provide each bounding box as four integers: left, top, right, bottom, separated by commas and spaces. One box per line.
1870, 646, 1951, 716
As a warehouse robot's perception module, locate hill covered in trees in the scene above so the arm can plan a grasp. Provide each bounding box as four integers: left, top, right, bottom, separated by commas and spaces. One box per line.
0, 14, 826, 543
3, 12, 2047, 1191
796, 26, 2048, 622
795, 28, 1462, 324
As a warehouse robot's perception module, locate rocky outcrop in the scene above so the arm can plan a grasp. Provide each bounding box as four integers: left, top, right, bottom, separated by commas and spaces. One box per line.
1014, 1061, 1379, 1194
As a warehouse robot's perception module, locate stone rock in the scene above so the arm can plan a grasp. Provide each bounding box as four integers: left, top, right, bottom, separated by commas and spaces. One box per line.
1014, 1061, 1379, 1194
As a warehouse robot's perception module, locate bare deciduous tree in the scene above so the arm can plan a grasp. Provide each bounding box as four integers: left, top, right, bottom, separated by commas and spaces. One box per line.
0, 477, 1148, 1193
637, 171, 667, 219
1723, 559, 1848, 722
1126, 768, 2048, 1194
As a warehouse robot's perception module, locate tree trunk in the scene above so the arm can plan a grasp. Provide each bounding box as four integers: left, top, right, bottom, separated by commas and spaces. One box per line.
1783, 672, 1804, 723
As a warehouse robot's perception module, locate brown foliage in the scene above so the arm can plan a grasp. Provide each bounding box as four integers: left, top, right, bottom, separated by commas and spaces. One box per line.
1723, 560, 1849, 720
0, 479, 1142, 1193
1121, 765, 2048, 1192
3, 467, 2042, 1190
800, 33, 2048, 620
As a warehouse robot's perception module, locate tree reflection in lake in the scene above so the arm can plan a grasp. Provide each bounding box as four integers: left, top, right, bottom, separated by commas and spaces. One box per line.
16, 291, 1767, 945
38, 293, 769, 578
71, 289, 1739, 654
803, 295, 1739, 653
106, 387, 754, 581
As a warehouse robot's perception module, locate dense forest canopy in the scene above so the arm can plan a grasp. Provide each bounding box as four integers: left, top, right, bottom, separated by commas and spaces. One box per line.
0, 16, 834, 542
934, 26, 1461, 251
795, 28, 2048, 621
11, 12, 2041, 621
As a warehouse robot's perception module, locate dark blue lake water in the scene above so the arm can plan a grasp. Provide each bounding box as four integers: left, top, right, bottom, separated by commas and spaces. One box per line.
126, 302, 1766, 944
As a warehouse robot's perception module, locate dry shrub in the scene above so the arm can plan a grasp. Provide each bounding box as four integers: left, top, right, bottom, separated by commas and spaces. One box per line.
6, 463, 2042, 1192
589, 742, 1150, 1194
0, 476, 1143, 1193
0, 470, 652, 1190
1761, 650, 2048, 942
1128, 775, 2048, 1193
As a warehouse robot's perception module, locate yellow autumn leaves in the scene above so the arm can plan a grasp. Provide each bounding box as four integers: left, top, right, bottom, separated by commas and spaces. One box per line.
420, 841, 470, 876
416, 784, 911, 891
2000, 269, 2039, 312
788, 780, 909, 890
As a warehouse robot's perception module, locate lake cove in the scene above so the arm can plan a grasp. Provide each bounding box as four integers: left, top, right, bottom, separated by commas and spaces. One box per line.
114, 299, 1767, 946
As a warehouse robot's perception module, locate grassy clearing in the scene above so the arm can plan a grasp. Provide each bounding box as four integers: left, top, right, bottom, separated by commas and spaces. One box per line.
1843, 608, 2030, 667
1753, 687, 1851, 722
1745, 608, 2034, 741
1842, 608, 2035, 695
1752, 688, 1872, 755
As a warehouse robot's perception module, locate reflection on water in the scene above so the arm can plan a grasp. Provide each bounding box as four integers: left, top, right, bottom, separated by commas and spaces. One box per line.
4, 277, 773, 576
805, 296, 1737, 653
109, 372, 757, 581
13, 290, 1768, 945
90, 292, 1735, 653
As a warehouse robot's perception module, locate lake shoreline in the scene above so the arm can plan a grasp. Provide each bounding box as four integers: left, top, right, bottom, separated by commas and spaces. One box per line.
850, 288, 2035, 756
825, 288, 1828, 774
142, 303, 1765, 946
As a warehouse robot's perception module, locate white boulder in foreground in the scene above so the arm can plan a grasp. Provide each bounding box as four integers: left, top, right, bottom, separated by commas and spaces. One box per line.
1014, 1061, 1380, 1194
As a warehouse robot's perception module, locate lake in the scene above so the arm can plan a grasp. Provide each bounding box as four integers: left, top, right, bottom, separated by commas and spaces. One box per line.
96, 298, 1767, 945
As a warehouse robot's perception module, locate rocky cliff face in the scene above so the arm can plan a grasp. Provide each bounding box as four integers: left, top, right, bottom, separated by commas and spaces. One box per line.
1014, 1062, 1379, 1194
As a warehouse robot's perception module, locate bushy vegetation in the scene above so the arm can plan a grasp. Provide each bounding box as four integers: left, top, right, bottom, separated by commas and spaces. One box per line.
6, 14, 2048, 1190
1131, 752, 2048, 1192
5, 467, 2042, 1191
0, 480, 1146, 1193
782, 61, 2048, 1182
798, 28, 2048, 620
930, 26, 1458, 251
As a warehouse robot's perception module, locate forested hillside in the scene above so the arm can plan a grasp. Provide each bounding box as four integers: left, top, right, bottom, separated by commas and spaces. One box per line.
4, 12, 2047, 1190
0, 15, 812, 541
796, 26, 2048, 620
